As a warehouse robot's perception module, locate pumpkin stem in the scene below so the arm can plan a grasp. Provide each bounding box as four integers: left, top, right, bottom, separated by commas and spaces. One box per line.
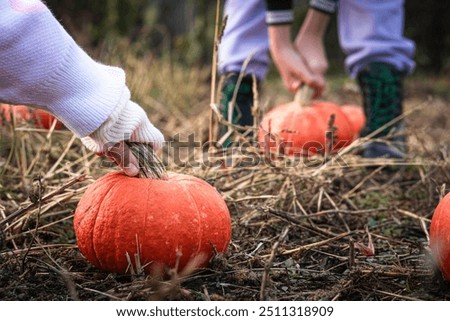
127, 142, 168, 180
294, 85, 313, 108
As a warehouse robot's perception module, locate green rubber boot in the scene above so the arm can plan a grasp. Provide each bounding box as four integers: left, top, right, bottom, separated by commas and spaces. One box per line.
357, 62, 407, 159
218, 74, 256, 148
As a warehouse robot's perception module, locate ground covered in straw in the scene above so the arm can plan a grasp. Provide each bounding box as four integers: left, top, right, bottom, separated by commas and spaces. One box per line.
1, 73, 450, 301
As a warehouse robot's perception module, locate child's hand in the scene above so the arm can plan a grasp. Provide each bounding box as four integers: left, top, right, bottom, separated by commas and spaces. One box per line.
81, 100, 164, 176
268, 25, 324, 97
293, 9, 332, 98
294, 31, 328, 88
95, 141, 139, 176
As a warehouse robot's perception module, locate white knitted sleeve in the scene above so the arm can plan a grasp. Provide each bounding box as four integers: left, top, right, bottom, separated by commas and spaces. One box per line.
0, 0, 127, 137
80, 87, 165, 153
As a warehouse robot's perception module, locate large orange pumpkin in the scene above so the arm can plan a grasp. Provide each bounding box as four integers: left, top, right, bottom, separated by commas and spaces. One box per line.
258, 100, 354, 156
74, 171, 231, 274
430, 192, 450, 280
341, 104, 366, 137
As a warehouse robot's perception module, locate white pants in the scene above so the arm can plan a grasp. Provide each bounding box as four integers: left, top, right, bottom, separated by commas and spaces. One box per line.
218, 0, 416, 80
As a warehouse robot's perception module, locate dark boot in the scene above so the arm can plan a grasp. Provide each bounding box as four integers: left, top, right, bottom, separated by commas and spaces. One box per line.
218, 74, 257, 148
357, 62, 407, 159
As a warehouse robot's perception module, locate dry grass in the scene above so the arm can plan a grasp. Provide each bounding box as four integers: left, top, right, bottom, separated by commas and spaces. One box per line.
1, 42, 450, 300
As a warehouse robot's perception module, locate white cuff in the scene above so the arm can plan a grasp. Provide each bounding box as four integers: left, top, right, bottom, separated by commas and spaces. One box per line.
266, 10, 294, 25
310, 0, 337, 14
80, 91, 164, 153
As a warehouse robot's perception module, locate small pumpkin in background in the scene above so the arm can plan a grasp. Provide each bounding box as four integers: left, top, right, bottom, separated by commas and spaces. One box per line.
430, 192, 450, 280
258, 89, 355, 157
340, 104, 366, 138
0, 103, 31, 124
74, 144, 231, 275
0, 103, 64, 129
33, 108, 64, 130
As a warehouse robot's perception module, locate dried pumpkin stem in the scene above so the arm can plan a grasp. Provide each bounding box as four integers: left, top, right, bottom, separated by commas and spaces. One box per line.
294, 85, 314, 108
127, 142, 168, 180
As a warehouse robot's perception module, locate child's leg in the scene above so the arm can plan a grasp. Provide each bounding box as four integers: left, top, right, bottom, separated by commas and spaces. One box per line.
337, 0, 415, 78
357, 62, 407, 158
218, 0, 270, 80
338, 0, 416, 158
217, 0, 269, 147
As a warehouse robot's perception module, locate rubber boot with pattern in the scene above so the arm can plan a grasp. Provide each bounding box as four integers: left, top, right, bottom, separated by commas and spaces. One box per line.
218, 75, 256, 148
357, 62, 406, 159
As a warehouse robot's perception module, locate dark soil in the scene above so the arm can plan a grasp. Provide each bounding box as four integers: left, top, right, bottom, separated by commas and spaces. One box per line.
1, 76, 450, 301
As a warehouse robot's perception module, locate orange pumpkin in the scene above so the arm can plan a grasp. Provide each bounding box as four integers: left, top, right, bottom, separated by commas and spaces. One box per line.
341, 104, 366, 137
0, 103, 31, 124
258, 100, 354, 156
0, 103, 64, 129
74, 171, 231, 274
33, 109, 64, 130
430, 192, 450, 280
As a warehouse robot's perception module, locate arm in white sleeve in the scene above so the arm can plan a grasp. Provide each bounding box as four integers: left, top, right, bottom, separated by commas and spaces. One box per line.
0, 0, 164, 155
0, 0, 125, 137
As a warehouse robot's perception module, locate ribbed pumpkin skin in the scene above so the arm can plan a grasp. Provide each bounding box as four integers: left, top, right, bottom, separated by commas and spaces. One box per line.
74, 172, 231, 274
430, 193, 450, 280
341, 104, 366, 137
258, 101, 354, 156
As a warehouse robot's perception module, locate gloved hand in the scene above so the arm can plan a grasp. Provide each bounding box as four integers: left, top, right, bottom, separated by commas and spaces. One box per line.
81, 97, 164, 177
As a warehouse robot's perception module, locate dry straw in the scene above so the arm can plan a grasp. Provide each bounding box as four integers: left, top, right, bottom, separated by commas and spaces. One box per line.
1, 3, 450, 299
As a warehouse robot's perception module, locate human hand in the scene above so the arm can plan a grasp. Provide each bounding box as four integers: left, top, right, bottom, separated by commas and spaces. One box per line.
294, 9, 332, 98
268, 25, 325, 97
81, 100, 164, 177
294, 32, 328, 95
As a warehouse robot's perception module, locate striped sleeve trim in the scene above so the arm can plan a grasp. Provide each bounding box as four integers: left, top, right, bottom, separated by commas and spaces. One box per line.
309, 0, 338, 14
266, 10, 294, 25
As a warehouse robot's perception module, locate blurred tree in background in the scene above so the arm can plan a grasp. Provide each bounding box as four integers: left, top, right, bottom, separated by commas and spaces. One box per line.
45, 0, 215, 66
405, 0, 450, 74
45, 0, 449, 74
